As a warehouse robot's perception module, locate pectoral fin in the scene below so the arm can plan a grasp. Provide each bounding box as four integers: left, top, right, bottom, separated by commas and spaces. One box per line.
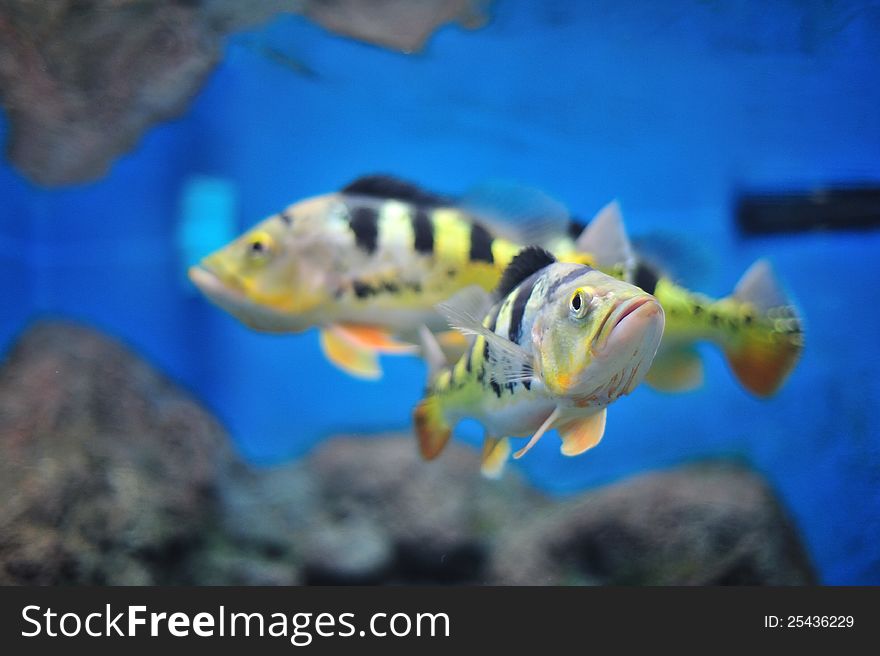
558, 408, 607, 456
438, 287, 536, 386
481, 437, 511, 479
645, 346, 704, 393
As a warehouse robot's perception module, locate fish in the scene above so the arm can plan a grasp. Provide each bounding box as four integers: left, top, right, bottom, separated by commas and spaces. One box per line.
188, 175, 594, 380
413, 247, 665, 477
640, 259, 804, 397
189, 174, 802, 396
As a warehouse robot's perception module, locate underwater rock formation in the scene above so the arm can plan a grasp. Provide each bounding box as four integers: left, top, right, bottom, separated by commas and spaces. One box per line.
490, 466, 816, 585
303, 0, 487, 53
0, 0, 486, 185
211, 436, 545, 585
0, 0, 223, 186
0, 321, 815, 585
0, 321, 230, 584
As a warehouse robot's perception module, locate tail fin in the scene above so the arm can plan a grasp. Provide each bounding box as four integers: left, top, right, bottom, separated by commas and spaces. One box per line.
413, 325, 452, 460
413, 395, 451, 460
723, 260, 803, 397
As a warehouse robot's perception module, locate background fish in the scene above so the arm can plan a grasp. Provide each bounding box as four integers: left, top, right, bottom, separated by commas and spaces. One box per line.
189, 175, 802, 396
414, 247, 665, 477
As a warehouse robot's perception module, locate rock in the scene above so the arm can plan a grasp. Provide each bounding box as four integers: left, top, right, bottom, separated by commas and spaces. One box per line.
302, 436, 545, 583
0, 1, 217, 185
489, 465, 816, 585
0, 321, 231, 584
214, 436, 545, 584
0, 0, 487, 186
303, 0, 487, 53
0, 321, 816, 585
302, 517, 393, 584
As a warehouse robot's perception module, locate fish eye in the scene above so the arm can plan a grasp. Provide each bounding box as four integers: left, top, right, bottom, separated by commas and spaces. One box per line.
570, 289, 590, 319
245, 232, 274, 260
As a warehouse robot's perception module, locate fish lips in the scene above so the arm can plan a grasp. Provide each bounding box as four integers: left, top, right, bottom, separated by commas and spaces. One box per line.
594, 295, 665, 362
188, 265, 305, 333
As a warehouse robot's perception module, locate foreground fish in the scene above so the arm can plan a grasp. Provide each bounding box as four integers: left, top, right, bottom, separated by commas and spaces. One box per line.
414, 247, 665, 477
189, 175, 802, 396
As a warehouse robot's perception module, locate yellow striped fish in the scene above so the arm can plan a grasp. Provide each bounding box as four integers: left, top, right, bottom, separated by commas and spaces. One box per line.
414, 247, 665, 477
189, 175, 802, 396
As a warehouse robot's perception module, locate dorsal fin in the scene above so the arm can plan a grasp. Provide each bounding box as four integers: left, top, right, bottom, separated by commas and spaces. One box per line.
341, 174, 451, 206
460, 180, 571, 248
495, 246, 556, 300
575, 200, 635, 276
733, 259, 788, 311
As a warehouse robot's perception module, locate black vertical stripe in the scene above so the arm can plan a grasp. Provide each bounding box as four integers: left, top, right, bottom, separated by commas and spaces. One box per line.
349, 206, 379, 253
469, 222, 494, 264
508, 272, 539, 346
482, 305, 501, 362
486, 304, 501, 333
547, 267, 590, 296
412, 208, 434, 254
483, 303, 503, 397
634, 262, 659, 295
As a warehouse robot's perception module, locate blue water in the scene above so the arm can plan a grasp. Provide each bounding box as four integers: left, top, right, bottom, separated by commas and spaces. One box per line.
1, 1, 878, 584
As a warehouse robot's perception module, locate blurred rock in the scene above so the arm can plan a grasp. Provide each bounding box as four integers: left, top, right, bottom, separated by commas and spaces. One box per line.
0, 321, 816, 585
0, 0, 487, 185
303, 0, 488, 53
0, 321, 231, 584
0, 0, 221, 185
214, 436, 544, 584
490, 465, 816, 585
302, 436, 544, 583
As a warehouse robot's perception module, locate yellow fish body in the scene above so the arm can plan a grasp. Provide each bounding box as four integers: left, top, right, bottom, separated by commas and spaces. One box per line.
189, 175, 802, 396
414, 247, 665, 477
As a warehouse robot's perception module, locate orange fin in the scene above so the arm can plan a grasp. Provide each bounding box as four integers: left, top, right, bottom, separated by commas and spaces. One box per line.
558, 408, 607, 456
724, 337, 802, 398
319, 326, 382, 379
726, 260, 803, 397
645, 346, 704, 393
480, 437, 511, 479
413, 395, 451, 460
320, 324, 418, 380
335, 323, 419, 354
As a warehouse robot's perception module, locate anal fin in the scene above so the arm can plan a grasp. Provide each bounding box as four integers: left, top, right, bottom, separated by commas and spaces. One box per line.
558, 408, 607, 456
481, 437, 511, 479
644, 346, 704, 393
320, 324, 418, 380
335, 323, 419, 354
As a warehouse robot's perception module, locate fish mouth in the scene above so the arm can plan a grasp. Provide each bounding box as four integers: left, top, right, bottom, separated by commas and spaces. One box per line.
188, 264, 311, 334
594, 295, 664, 354
189, 264, 245, 301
